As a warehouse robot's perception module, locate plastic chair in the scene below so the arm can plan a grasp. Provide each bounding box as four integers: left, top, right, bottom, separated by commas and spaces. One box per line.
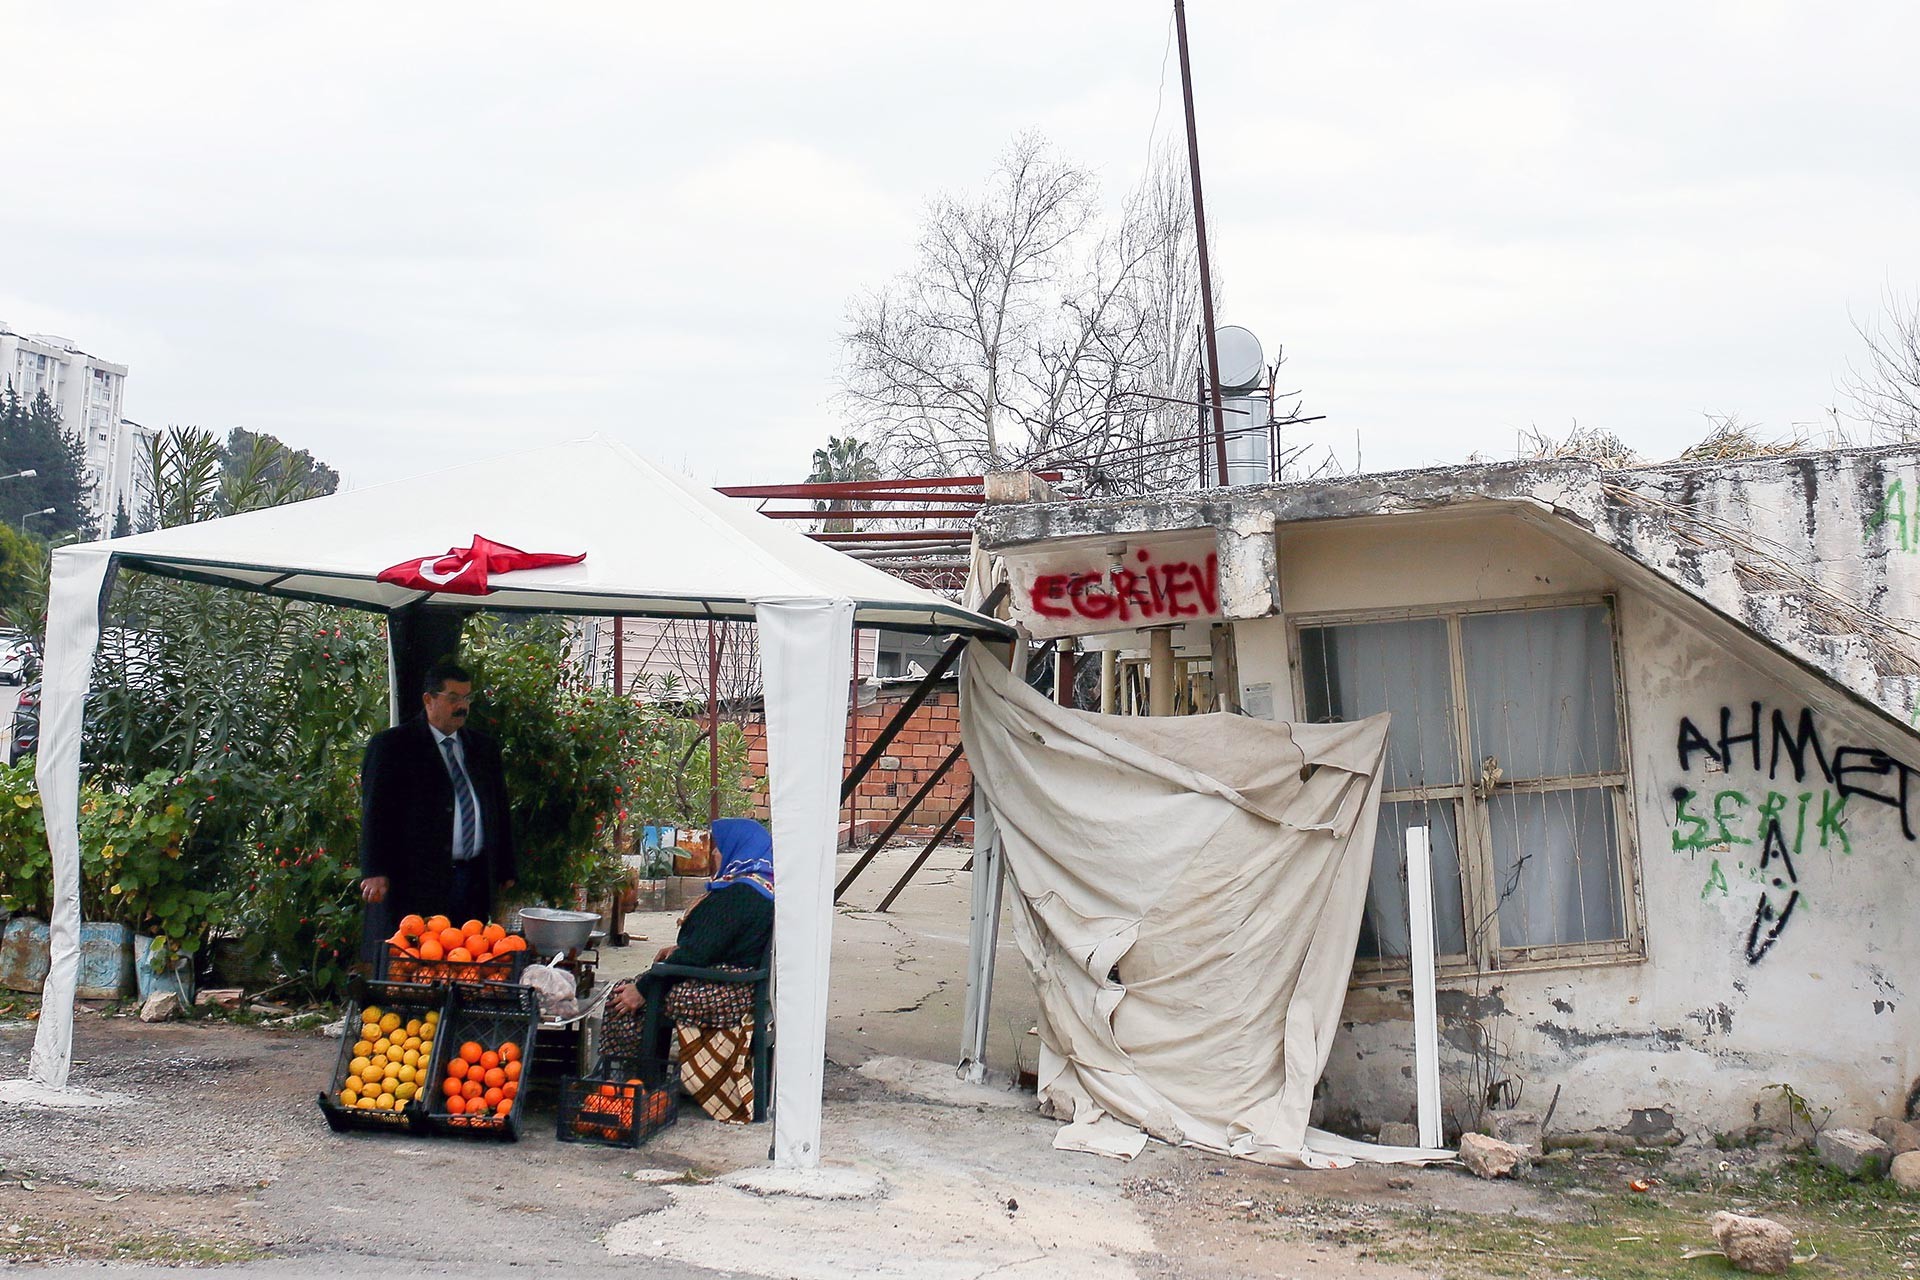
638, 961, 772, 1122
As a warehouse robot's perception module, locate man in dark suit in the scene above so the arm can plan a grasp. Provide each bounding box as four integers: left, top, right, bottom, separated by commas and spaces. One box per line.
359, 658, 516, 943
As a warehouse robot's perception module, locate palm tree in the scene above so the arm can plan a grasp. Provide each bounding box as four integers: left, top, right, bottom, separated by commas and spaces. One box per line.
806, 436, 879, 533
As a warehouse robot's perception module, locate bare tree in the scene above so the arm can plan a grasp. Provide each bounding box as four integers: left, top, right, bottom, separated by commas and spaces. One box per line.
841, 135, 1217, 494
1844, 290, 1920, 441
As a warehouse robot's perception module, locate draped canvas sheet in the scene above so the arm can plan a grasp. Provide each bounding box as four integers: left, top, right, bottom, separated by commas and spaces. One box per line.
961, 642, 1415, 1168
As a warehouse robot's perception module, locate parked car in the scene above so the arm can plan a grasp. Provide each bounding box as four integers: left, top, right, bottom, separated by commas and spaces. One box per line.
0, 638, 35, 685
8, 681, 38, 766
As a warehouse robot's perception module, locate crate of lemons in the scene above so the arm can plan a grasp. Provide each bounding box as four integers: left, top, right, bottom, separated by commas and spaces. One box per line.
317, 981, 446, 1134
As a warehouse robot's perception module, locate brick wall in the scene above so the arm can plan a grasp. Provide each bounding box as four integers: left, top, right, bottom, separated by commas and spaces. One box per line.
742, 685, 972, 844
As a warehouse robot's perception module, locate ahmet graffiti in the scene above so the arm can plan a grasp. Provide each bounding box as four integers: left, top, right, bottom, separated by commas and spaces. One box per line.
1666, 702, 1920, 965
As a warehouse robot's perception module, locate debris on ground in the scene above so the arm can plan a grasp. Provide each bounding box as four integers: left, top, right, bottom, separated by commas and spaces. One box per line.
1458, 1132, 1529, 1179
1710, 1210, 1796, 1275
1814, 1127, 1891, 1179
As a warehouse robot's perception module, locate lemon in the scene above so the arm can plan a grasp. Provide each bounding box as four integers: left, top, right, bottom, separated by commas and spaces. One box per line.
378, 1013, 402, 1034
361, 1006, 382, 1023
372, 1037, 392, 1055
422, 1011, 438, 1026
352, 1039, 373, 1057
338, 1089, 357, 1107
349, 1055, 370, 1074
405, 1019, 422, 1037
401, 1049, 420, 1068
356, 1096, 378, 1110
396, 1064, 416, 1084
403, 1035, 422, 1051
360, 1063, 384, 1085
395, 1082, 417, 1101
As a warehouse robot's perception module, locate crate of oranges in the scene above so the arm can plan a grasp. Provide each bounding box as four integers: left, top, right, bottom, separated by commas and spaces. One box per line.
555, 1059, 677, 1149
378, 913, 531, 987
316, 979, 443, 1134
421, 981, 541, 1141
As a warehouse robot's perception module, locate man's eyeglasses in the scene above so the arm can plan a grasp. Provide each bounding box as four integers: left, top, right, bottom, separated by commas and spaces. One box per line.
432, 691, 477, 706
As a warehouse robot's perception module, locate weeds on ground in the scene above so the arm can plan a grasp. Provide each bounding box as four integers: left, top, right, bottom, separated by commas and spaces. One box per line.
1381, 1156, 1918, 1278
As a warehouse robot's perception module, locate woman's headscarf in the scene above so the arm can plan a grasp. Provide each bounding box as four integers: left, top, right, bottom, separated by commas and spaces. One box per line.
706, 818, 774, 901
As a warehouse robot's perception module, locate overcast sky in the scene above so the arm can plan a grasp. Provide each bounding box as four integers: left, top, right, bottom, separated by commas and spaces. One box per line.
4, 2, 1918, 491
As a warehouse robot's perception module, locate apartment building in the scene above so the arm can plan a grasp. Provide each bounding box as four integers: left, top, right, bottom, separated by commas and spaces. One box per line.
0, 323, 145, 530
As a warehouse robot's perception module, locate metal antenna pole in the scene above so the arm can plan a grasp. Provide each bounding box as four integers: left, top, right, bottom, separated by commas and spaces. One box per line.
1175, 0, 1230, 488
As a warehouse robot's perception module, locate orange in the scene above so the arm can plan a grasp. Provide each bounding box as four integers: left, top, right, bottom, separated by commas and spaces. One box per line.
418, 938, 444, 962
495, 1099, 513, 1118
446, 947, 472, 963
496, 935, 525, 953
387, 928, 409, 947
481, 922, 507, 945
484, 1087, 503, 1107
425, 914, 451, 934
459, 1042, 483, 1064
460, 919, 484, 938
446, 1095, 465, 1115
482, 1066, 506, 1089
598, 1084, 618, 1098
462, 1080, 483, 1100
499, 1042, 520, 1063
502, 1061, 521, 1082
470, 949, 492, 963
398, 913, 427, 938
501, 1082, 517, 1100
437, 927, 465, 951
441, 1078, 462, 1098
447, 1058, 469, 1080
479, 1050, 499, 1070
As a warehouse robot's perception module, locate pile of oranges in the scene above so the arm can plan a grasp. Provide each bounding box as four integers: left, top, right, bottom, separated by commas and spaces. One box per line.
336, 1004, 438, 1113
571, 1079, 671, 1142
388, 914, 529, 966
439, 1037, 522, 1125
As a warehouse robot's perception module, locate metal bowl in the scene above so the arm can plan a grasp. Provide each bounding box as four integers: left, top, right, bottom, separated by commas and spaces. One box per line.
517, 907, 600, 956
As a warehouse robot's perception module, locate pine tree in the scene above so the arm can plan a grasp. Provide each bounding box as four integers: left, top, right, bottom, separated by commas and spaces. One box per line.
0, 384, 93, 540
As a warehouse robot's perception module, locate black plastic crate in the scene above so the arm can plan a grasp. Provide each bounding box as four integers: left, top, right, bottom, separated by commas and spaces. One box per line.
378, 944, 531, 988
555, 1059, 677, 1149
419, 981, 540, 1141
316, 978, 445, 1135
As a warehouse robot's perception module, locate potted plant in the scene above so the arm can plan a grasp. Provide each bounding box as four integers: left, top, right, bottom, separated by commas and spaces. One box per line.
88, 770, 231, 1003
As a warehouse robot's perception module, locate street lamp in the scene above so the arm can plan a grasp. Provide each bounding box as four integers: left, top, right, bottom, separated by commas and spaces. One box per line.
0, 469, 36, 482
21, 507, 55, 532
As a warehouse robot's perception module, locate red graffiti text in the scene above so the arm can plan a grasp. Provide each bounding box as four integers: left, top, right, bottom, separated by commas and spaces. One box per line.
1028, 551, 1220, 623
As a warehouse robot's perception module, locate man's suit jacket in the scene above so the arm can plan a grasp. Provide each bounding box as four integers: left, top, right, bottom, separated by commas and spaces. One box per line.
359, 717, 517, 920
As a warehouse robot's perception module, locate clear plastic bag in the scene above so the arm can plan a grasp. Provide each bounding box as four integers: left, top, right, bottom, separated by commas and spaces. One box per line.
519, 962, 582, 1021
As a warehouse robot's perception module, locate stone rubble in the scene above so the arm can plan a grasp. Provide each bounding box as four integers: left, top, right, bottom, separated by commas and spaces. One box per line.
1814, 1126, 1891, 1179
1710, 1210, 1795, 1275
1457, 1132, 1529, 1179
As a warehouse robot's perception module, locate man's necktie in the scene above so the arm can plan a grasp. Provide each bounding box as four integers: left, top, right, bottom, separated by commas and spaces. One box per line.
443, 737, 479, 861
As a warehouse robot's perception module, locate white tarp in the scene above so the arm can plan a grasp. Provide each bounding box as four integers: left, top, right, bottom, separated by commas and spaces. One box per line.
960, 641, 1440, 1168
19, 438, 1000, 1171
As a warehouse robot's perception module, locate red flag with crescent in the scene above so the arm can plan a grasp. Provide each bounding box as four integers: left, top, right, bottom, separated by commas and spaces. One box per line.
377, 536, 586, 596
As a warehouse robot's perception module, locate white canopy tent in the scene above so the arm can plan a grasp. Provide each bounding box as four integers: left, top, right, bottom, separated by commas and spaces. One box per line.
18, 435, 1007, 1167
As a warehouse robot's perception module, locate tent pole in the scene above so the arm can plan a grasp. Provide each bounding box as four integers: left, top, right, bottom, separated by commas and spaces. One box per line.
612, 614, 624, 695
708, 620, 721, 826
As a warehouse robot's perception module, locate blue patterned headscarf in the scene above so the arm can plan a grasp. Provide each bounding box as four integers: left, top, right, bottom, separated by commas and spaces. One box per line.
707, 818, 774, 901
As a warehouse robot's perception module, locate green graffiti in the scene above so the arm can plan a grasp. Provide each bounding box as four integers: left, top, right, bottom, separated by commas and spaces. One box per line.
1701, 859, 1730, 898
1671, 786, 1847, 854
1868, 477, 1916, 552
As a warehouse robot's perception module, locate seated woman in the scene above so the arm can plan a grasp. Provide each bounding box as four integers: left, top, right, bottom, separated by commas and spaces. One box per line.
601, 818, 774, 1122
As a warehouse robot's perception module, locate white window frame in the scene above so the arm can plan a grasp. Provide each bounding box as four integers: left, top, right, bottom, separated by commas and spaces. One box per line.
1289, 592, 1646, 978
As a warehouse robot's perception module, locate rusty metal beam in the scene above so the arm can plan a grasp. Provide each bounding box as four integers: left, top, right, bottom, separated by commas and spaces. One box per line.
876, 789, 974, 912
836, 741, 966, 900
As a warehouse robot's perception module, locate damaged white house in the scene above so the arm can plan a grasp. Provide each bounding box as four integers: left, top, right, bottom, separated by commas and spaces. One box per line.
970, 443, 1920, 1143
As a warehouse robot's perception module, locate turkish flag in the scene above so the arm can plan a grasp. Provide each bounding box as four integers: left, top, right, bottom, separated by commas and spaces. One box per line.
377, 536, 586, 596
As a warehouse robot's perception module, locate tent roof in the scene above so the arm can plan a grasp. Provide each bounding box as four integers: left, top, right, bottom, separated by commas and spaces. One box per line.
78, 436, 1008, 635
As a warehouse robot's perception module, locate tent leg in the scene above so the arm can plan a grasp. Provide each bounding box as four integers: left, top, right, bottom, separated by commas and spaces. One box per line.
958, 796, 1005, 1084
755, 596, 855, 1170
